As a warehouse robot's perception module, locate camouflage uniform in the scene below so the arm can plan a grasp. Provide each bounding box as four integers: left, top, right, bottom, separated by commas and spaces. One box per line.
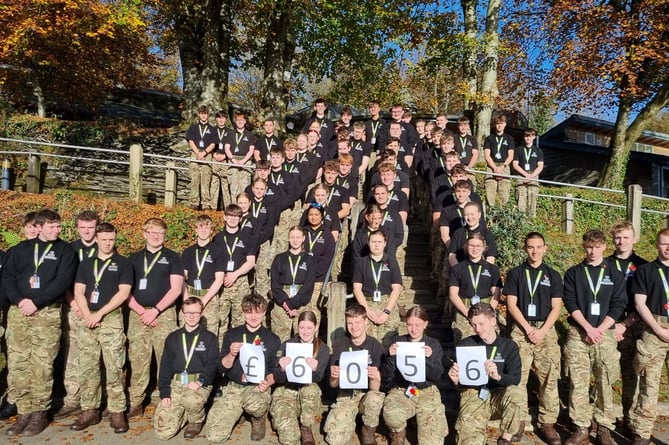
324, 390, 385, 445
382, 334, 447, 445
182, 285, 221, 338
210, 162, 231, 210
366, 299, 401, 348
189, 154, 213, 209
219, 276, 251, 343
154, 382, 211, 440
60, 306, 83, 409
77, 309, 127, 413
127, 307, 178, 407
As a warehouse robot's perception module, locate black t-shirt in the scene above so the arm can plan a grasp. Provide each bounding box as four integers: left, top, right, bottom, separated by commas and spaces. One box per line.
227, 129, 256, 158
220, 324, 281, 384
483, 133, 515, 163
449, 226, 498, 263
454, 134, 478, 165
128, 247, 183, 307
302, 225, 336, 281
274, 337, 330, 385
382, 334, 444, 389
70, 239, 97, 263
75, 252, 133, 312
352, 254, 402, 296
212, 126, 231, 156
457, 334, 521, 389
503, 261, 563, 322
256, 135, 283, 161
631, 259, 669, 317
450, 258, 502, 299
186, 122, 217, 151
212, 228, 256, 274
271, 251, 317, 309
181, 242, 225, 289
513, 145, 544, 172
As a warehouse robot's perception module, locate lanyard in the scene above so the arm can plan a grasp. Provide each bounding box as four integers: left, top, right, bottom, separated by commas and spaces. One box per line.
242, 333, 260, 344
327, 187, 335, 205
495, 136, 504, 154
615, 258, 633, 278
79, 246, 95, 262
34, 243, 53, 273
93, 258, 112, 287
307, 230, 322, 252
468, 263, 482, 295
371, 120, 379, 136
223, 235, 239, 259
195, 248, 209, 279
524, 147, 533, 166
525, 267, 543, 303
235, 131, 244, 147
251, 201, 262, 218
143, 249, 162, 278
271, 171, 281, 185
459, 136, 468, 152
198, 124, 207, 140
217, 127, 226, 143
265, 137, 273, 152
584, 266, 605, 301
288, 255, 301, 285
658, 268, 669, 316
370, 259, 384, 289
182, 333, 200, 370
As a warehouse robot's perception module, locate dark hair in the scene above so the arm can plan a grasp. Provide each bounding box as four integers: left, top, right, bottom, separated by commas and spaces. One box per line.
241, 292, 267, 313
23, 211, 38, 225
468, 302, 496, 319
524, 232, 546, 245
183, 297, 204, 311
224, 204, 243, 217
405, 305, 429, 322
345, 303, 368, 319
96, 222, 116, 234
76, 210, 100, 224
35, 209, 61, 225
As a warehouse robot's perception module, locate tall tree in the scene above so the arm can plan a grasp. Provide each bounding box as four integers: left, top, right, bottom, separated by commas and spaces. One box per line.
538, 0, 669, 189
0, 0, 156, 116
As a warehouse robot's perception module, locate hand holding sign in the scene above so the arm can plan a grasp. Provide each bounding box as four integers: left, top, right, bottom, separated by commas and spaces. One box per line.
455, 346, 488, 386
285, 342, 313, 384
339, 350, 369, 389
396, 342, 426, 383
240, 344, 265, 384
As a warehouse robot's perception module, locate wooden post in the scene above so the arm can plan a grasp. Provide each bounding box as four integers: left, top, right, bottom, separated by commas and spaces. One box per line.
563, 193, 574, 234
326, 281, 347, 347
626, 184, 642, 236
129, 144, 143, 203
26, 155, 40, 194
164, 161, 177, 208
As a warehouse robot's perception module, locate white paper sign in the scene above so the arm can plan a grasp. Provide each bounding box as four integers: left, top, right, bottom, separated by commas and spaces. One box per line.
240, 344, 266, 384
456, 346, 488, 386
396, 342, 426, 383
285, 342, 313, 384
339, 350, 369, 389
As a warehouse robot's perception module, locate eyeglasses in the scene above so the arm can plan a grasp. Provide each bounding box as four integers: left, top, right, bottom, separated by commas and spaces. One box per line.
183, 312, 202, 317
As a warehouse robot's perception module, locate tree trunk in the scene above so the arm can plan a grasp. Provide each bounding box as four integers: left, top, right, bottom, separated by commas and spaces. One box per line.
473, 0, 500, 146
599, 80, 669, 189
460, 0, 478, 112
259, 0, 296, 133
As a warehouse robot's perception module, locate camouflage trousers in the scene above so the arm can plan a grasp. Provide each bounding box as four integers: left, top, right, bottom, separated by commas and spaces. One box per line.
270, 383, 323, 445
455, 385, 523, 445
189, 158, 213, 208
383, 385, 448, 444
563, 325, 619, 430
619, 321, 643, 423
366, 299, 401, 348
127, 307, 177, 407
509, 324, 561, 424
331, 218, 349, 281
61, 305, 81, 408
324, 389, 385, 445
271, 283, 323, 342
77, 309, 126, 413
219, 274, 251, 345
273, 204, 302, 261
7, 304, 61, 414
453, 310, 476, 346
630, 322, 669, 438
210, 163, 231, 210
180, 287, 220, 341
226, 163, 252, 204
254, 240, 272, 299
484, 164, 511, 207
516, 182, 539, 218
154, 379, 211, 440
205, 381, 271, 443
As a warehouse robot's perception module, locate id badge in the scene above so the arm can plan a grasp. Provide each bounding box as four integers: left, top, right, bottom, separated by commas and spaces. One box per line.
371, 137, 376, 144
461, 151, 467, 158
180, 371, 189, 385
495, 152, 502, 160
199, 140, 204, 148
289, 285, 298, 298
527, 303, 537, 318
524, 163, 531, 171
138, 278, 148, 290
373, 290, 382, 302
90, 289, 100, 304
479, 387, 489, 401
471, 295, 481, 305
193, 279, 202, 291
590, 302, 600, 316
226, 260, 235, 272
30, 274, 41, 289
219, 143, 224, 150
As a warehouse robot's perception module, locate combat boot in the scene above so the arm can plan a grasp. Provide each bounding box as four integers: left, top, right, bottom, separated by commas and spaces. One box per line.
53, 403, 82, 419
596, 425, 615, 445
250, 414, 266, 441
389, 429, 406, 445
6, 413, 32, 437
565, 426, 590, 445
183, 421, 203, 439
540, 423, 562, 445
109, 412, 129, 434
300, 425, 315, 445
70, 409, 101, 431
361, 425, 378, 445
511, 420, 525, 442
22, 410, 49, 436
